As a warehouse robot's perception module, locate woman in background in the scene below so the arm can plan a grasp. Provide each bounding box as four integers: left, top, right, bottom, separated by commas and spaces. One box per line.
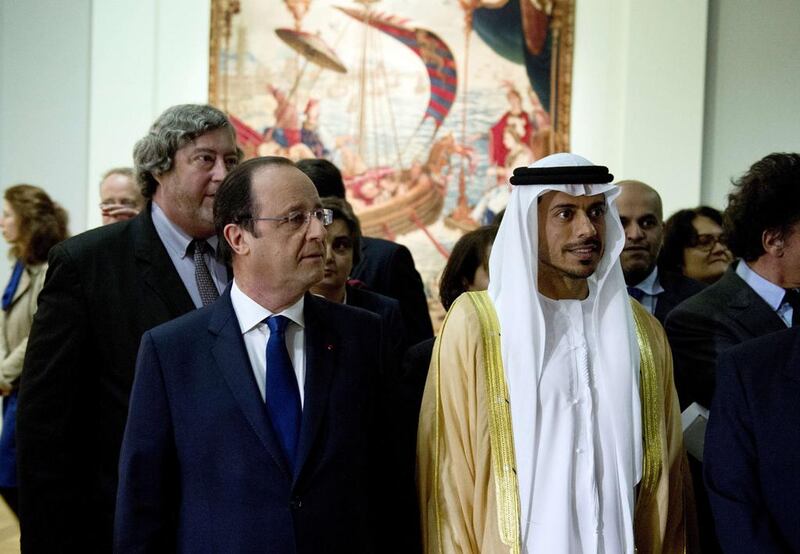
310, 196, 406, 362
660, 206, 732, 284
0, 184, 68, 515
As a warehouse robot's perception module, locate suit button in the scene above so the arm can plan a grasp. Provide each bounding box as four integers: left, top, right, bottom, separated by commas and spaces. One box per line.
289, 497, 302, 510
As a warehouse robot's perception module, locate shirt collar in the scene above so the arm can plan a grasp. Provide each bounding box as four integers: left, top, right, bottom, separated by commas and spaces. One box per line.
151, 201, 219, 260
736, 260, 786, 310
230, 279, 305, 334
632, 266, 664, 296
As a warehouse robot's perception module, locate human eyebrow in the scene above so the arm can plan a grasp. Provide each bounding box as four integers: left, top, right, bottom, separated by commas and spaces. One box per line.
550, 202, 578, 213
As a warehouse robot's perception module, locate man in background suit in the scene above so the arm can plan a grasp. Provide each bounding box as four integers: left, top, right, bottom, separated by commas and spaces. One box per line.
296, 158, 433, 346
665, 153, 800, 554
616, 179, 704, 324
16, 104, 240, 552
704, 326, 800, 552
666, 152, 800, 410
115, 156, 386, 552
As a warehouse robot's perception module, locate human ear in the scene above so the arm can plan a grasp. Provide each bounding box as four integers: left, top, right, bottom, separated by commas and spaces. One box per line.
223, 223, 250, 256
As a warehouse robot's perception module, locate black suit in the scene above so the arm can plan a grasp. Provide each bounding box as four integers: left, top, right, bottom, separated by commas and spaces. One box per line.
652, 270, 705, 325
666, 262, 786, 554
665, 262, 786, 410
705, 327, 800, 552
347, 285, 406, 368
116, 291, 385, 552
351, 237, 433, 346
16, 205, 201, 552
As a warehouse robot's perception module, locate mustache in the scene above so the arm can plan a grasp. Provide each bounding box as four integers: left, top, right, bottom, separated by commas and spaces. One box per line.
563, 238, 602, 251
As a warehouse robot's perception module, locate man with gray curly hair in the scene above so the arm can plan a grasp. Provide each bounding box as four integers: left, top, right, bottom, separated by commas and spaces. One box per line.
16, 104, 240, 552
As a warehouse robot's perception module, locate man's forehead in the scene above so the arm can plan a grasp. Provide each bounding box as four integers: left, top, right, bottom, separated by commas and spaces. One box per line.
253, 164, 319, 203
617, 182, 662, 215
185, 128, 238, 152
541, 189, 607, 206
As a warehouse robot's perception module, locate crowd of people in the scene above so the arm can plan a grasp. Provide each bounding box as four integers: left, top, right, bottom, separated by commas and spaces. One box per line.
0, 103, 797, 553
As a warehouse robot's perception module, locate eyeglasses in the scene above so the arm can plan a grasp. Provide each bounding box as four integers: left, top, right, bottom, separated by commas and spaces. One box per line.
690, 233, 726, 252
249, 208, 333, 230
99, 200, 141, 210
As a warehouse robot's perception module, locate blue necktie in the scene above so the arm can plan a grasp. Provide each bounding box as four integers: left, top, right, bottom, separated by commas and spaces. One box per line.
265, 315, 302, 469
627, 286, 645, 303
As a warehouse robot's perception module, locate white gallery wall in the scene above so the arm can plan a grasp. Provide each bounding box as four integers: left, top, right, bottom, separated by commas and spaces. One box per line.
572, 0, 709, 219
1, 0, 799, 248
0, 0, 91, 236
702, 0, 800, 208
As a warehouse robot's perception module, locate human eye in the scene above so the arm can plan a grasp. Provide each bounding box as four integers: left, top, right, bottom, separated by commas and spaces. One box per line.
224, 156, 239, 170
640, 216, 657, 229
193, 153, 215, 168
556, 209, 573, 221
589, 205, 607, 219
285, 211, 307, 229
332, 237, 353, 253
695, 234, 714, 248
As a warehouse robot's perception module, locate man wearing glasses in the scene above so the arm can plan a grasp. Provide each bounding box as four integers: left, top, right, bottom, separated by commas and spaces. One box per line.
115, 156, 389, 552
17, 104, 240, 552
666, 152, 800, 411
98, 167, 145, 225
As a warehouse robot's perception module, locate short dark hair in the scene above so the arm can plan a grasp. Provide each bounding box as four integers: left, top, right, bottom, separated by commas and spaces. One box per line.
133, 104, 241, 198
320, 196, 362, 266
214, 156, 296, 263
296, 158, 346, 198
723, 152, 800, 261
439, 225, 498, 311
658, 206, 724, 275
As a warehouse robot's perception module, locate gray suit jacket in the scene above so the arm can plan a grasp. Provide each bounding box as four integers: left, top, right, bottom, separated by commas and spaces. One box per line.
665, 261, 786, 409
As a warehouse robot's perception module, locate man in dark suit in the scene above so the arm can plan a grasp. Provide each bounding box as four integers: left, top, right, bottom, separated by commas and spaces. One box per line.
16, 104, 240, 552
115, 156, 387, 552
666, 152, 800, 410
704, 326, 800, 552
616, 179, 704, 324
666, 153, 800, 554
296, 158, 433, 345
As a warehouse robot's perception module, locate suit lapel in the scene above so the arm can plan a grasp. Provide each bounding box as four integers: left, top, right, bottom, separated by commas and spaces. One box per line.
133, 204, 195, 319
209, 289, 293, 479
293, 294, 337, 483
724, 268, 786, 337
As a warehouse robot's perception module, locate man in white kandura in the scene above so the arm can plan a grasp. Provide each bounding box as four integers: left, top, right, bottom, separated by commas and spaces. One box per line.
417, 153, 694, 553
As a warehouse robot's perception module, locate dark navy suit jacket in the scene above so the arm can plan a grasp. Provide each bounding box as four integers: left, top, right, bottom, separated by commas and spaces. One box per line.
666, 263, 786, 409
115, 290, 385, 553
351, 237, 433, 346
704, 326, 800, 553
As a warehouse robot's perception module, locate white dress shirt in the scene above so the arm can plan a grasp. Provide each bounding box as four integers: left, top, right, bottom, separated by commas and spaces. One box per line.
229, 280, 306, 407
150, 202, 228, 308
630, 266, 665, 316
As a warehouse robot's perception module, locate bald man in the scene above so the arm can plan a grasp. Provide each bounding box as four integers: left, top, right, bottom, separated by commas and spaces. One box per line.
617, 180, 704, 324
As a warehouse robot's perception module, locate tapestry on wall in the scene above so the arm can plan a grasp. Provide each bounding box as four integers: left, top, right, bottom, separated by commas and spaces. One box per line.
209, 0, 574, 325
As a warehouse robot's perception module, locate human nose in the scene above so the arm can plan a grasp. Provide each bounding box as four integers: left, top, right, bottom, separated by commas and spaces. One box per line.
626, 223, 644, 241
710, 238, 727, 255
306, 215, 327, 242
575, 211, 598, 238
210, 156, 228, 182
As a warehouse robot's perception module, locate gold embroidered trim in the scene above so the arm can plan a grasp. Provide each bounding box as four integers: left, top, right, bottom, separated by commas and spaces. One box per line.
431, 301, 454, 554
467, 291, 521, 554
630, 302, 663, 514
